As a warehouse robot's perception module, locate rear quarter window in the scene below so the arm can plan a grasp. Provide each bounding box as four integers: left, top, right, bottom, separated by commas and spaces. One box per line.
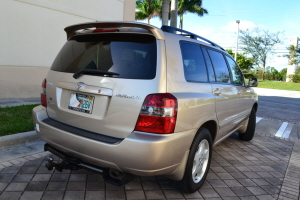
180, 42, 208, 82
51, 33, 157, 79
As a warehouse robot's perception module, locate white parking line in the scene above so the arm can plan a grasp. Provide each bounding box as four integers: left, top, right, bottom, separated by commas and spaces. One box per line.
282, 124, 293, 138
275, 122, 289, 137
256, 117, 262, 123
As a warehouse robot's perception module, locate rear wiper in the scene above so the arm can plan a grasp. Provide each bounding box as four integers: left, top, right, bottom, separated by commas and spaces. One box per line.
73, 69, 120, 79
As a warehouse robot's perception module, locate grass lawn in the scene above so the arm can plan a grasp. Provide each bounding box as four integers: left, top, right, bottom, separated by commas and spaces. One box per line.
257, 81, 300, 91
0, 104, 39, 137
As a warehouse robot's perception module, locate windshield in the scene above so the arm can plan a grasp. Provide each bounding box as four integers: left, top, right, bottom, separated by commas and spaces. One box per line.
51, 33, 157, 79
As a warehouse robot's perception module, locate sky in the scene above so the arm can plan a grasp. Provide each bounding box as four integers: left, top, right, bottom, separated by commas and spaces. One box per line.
137, 0, 300, 71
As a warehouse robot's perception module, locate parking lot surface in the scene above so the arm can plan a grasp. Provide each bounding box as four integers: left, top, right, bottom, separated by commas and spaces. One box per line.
0, 132, 299, 200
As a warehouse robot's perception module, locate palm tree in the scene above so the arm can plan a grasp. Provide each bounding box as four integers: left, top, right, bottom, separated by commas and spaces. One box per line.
161, 0, 169, 25
136, 0, 161, 24
170, 0, 178, 27
178, 0, 208, 29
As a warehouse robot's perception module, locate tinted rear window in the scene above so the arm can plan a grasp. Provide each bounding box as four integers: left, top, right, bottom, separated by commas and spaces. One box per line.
51, 33, 157, 79
180, 42, 208, 82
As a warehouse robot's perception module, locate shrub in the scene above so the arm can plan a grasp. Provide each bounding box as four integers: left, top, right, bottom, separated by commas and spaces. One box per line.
292, 74, 300, 83
287, 74, 300, 83
243, 73, 256, 79
295, 66, 300, 75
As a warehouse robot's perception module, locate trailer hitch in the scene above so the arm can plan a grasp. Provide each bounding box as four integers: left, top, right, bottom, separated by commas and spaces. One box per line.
44, 144, 136, 186
45, 156, 80, 172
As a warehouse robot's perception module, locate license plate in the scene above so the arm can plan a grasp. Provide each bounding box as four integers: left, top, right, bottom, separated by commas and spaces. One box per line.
68, 93, 94, 114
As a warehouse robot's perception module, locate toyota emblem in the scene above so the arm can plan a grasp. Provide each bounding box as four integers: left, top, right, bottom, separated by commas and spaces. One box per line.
75, 82, 85, 91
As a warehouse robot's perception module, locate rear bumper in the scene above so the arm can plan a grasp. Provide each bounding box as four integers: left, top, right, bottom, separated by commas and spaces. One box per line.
33, 105, 196, 178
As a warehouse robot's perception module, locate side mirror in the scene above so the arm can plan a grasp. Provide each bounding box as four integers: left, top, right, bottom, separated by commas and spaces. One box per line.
248, 77, 258, 87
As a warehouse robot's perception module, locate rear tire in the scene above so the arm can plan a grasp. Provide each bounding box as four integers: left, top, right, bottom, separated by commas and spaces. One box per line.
175, 128, 212, 193
239, 107, 256, 141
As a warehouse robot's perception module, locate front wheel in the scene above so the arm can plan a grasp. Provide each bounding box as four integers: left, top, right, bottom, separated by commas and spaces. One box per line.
239, 107, 256, 141
175, 128, 212, 193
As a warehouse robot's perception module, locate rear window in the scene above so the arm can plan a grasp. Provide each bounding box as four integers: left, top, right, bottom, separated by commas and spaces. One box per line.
51, 33, 157, 79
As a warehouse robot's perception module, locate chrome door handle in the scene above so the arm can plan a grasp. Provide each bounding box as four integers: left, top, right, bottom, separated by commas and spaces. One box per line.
214, 88, 221, 96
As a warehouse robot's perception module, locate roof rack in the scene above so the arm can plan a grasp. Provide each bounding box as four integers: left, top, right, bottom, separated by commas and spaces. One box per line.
161, 25, 225, 51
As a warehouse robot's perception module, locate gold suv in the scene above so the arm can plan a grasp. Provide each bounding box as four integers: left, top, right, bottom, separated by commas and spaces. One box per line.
32, 21, 258, 193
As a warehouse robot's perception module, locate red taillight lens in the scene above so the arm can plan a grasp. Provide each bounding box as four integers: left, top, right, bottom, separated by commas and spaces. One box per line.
134, 93, 178, 134
92, 28, 118, 33
41, 78, 47, 107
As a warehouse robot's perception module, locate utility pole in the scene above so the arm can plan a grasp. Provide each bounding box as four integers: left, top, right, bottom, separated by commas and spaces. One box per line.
235, 20, 240, 61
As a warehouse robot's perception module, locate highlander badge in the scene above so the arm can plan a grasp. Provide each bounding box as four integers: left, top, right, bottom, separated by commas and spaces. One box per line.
116, 94, 140, 100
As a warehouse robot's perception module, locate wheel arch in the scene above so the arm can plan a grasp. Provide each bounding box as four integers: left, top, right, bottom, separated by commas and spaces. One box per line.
200, 120, 217, 144
173, 121, 215, 192
253, 102, 258, 112
166, 120, 217, 181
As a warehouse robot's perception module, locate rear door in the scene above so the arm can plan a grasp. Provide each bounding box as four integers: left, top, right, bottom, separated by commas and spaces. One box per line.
225, 56, 253, 121
202, 48, 239, 139
45, 32, 164, 139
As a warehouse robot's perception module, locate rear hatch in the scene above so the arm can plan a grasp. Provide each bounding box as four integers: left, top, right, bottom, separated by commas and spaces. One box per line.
44, 23, 166, 139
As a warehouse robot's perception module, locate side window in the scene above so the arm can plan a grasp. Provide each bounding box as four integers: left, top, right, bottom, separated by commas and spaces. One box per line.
201, 48, 216, 82
180, 42, 208, 82
207, 49, 231, 84
225, 56, 245, 86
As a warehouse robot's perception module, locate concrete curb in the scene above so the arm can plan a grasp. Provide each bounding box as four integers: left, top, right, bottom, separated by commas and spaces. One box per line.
0, 131, 42, 150
0, 98, 39, 108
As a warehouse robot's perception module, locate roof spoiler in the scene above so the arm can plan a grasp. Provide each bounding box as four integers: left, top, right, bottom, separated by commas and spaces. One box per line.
64, 21, 164, 40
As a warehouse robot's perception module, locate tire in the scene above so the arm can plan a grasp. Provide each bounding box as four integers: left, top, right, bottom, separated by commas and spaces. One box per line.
239, 107, 256, 141
175, 128, 212, 193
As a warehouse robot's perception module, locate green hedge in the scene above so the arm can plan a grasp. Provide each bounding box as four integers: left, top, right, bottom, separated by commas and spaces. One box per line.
243, 73, 256, 79
245, 73, 286, 81
288, 74, 300, 83
263, 73, 284, 81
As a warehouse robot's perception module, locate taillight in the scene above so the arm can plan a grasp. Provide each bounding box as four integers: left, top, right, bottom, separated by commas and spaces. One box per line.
41, 78, 47, 107
134, 93, 178, 134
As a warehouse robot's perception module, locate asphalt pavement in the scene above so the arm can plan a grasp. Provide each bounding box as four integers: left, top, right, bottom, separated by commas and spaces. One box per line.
254, 88, 300, 141
257, 96, 300, 124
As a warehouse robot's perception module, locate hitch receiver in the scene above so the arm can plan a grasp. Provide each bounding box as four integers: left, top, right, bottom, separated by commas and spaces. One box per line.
44, 144, 136, 186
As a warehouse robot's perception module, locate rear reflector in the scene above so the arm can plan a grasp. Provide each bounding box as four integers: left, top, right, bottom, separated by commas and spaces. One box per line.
41, 78, 47, 107
134, 93, 177, 134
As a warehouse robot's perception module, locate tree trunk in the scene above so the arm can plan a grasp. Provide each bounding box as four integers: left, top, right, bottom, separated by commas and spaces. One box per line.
148, 0, 152, 24
179, 14, 183, 29
170, 0, 178, 27
162, 0, 169, 26
262, 56, 266, 80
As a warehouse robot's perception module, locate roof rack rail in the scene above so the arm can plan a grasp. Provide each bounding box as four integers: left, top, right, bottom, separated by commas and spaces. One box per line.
161, 25, 225, 51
